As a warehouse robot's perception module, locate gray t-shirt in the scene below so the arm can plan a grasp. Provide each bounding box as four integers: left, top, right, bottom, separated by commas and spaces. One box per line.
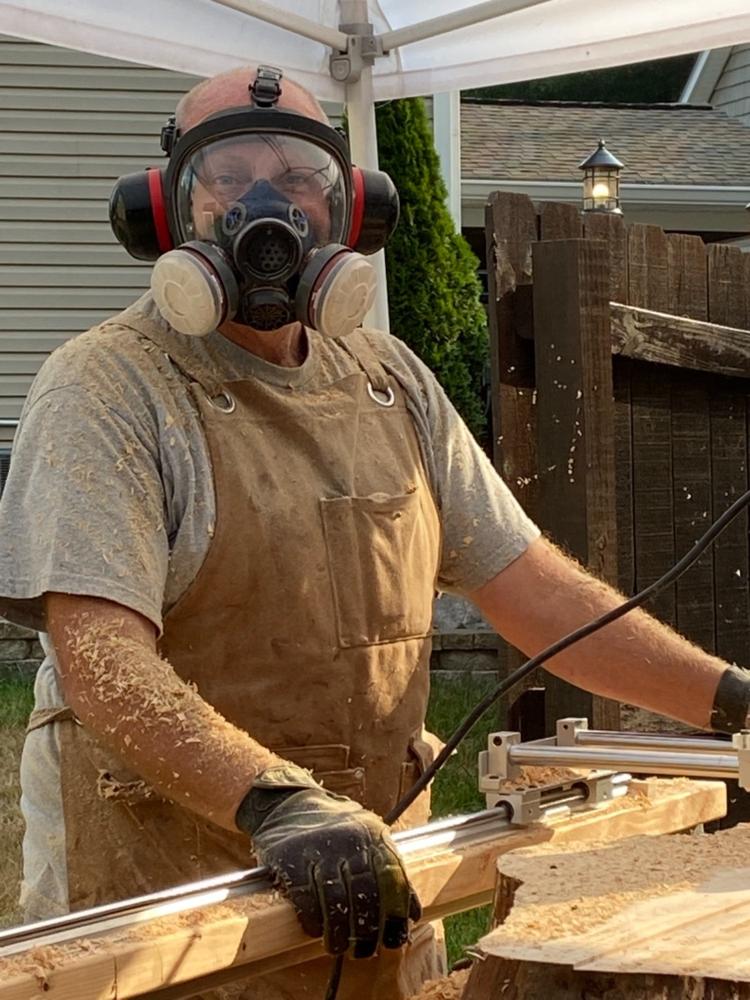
0, 293, 539, 637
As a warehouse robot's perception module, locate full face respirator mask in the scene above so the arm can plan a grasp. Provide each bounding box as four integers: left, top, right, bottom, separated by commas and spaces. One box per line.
109, 66, 399, 338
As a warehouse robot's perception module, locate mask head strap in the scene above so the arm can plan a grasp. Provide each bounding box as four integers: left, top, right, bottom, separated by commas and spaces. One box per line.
250, 66, 283, 108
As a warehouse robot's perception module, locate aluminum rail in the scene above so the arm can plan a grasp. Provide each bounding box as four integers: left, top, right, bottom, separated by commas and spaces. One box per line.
0, 803, 516, 958
572, 730, 733, 754
0, 778, 616, 960
210, 0, 349, 51
510, 743, 740, 780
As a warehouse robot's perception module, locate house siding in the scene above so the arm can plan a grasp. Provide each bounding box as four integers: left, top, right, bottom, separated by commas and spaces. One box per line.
711, 44, 750, 125
0, 34, 199, 444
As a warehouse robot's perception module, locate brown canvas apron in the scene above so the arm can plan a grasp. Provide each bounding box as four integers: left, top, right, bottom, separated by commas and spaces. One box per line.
54, 322, 445, 999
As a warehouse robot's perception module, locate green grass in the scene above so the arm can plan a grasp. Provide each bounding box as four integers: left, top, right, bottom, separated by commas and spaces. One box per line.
0, 678, 34, 727
0, 678, 34, 928
426, 673, 501, 968
0, 673, 498, 963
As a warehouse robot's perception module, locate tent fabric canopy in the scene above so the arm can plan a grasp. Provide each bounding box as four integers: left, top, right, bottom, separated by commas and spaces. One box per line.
2, 0, 750, 100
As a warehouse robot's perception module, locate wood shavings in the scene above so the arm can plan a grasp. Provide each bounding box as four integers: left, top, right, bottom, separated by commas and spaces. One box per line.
408, 968, 469, 999
489, 824, 750, 946
495, 766, 591, 792
96, 769, 159, 804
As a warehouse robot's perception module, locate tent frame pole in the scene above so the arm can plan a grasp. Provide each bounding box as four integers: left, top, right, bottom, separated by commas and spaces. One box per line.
211, 0, 348, 50
333, 0, 389, 331
345, 63, 390, 331
380, 0, 555, 51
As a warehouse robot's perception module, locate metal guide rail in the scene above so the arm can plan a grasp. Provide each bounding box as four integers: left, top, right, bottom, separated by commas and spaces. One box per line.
479, 716, 750, 812
4, 716, 742, 961
0, 783, 615, 960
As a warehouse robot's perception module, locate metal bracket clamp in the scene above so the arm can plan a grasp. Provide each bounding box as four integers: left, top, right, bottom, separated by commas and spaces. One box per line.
479, 731, 522, 780
478, 731, 523, 808
330, 32, 384, 84
732, 730, 750, 790
556, 717, 589, 746
478, 729, 628, 823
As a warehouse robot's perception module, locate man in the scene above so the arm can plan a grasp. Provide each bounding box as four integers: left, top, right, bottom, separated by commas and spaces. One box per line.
0, 64, 747, 1000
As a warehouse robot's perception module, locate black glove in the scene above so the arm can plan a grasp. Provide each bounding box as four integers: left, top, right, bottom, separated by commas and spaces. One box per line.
711, 664, 750, 733
236, 763, 421, 958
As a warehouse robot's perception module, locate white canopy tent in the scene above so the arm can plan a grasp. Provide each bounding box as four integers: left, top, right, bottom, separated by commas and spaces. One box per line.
3, 0, 750, 326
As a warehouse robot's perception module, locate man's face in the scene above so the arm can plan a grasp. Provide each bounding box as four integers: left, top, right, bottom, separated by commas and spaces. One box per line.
183, 134, 340, 245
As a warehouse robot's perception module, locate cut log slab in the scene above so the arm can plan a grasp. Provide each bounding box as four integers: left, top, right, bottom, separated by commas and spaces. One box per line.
465, 823, 750, 999
0, 778, 725, 1000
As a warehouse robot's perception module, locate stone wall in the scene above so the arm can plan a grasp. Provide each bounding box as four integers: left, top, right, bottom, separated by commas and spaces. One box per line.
0, 620, 44, 681
0, 618, 501, 682
430, 630, 501, 677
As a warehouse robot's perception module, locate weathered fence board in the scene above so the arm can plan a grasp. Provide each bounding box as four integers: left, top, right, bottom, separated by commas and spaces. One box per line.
627, 225, 677, 630
671, 370, 715, 652
532, 239, 619, 730
613, 359, 635, 597
711, 386, 749, 664
610, 304, 750, 378
583, 212, 627, 304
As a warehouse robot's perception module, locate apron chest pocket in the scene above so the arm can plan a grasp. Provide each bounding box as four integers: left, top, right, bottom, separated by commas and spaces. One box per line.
321, 489, 436, 647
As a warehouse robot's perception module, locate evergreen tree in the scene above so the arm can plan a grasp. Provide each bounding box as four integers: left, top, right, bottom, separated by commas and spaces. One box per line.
375, 98, 488, 440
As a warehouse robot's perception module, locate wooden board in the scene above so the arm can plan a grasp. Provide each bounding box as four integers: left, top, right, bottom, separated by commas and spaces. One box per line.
0, 779, 726, 1000
612, 359, 635, 597
627, 226, 676, 630
582, 211, 627, 305
469, 809, 750, 998
532, 238, 619, 730
671, 368, 715, 653
610, 303, 750, 380
710, 385, 750, 664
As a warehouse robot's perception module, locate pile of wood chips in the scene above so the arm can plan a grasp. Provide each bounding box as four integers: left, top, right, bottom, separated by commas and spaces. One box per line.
407, 968, 469, 999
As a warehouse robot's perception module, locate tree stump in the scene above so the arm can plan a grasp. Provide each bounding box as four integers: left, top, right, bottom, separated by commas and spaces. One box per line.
464, 825, 750, 999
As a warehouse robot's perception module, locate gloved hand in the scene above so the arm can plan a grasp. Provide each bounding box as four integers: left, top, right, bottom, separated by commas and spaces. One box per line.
236, 763, 421, 958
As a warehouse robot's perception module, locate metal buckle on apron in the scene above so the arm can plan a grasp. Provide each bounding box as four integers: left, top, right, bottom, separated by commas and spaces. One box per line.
206, 390, 237, 414
367, 382, 395, 407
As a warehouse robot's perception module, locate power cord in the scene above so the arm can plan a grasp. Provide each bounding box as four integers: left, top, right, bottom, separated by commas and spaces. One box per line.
325, 485, 750, 998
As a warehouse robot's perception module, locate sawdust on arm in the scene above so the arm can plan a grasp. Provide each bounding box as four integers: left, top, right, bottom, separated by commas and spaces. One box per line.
47, 592, 284, 831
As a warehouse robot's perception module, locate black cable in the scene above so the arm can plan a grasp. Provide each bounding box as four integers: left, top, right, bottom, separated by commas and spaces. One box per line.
324, 485, 750, 998
324, 954, 344, 1000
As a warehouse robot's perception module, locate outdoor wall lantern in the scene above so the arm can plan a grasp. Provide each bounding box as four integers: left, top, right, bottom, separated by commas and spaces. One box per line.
579, 139, 624, 214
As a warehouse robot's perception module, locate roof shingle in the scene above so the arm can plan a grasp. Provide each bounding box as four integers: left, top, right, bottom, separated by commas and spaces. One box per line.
460, 101, 750, 186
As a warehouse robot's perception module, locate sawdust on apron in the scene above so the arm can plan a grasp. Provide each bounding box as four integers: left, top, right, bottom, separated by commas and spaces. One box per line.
56, 322, 445, 999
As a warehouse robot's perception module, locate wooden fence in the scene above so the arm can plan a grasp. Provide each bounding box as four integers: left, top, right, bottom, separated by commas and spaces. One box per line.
485, 192, 750, 732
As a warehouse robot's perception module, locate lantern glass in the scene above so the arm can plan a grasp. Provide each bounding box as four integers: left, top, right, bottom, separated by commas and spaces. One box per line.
582, 166, 621, 214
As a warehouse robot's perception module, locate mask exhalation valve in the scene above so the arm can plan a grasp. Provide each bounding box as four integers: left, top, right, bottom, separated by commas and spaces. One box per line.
242, 287, 294, 331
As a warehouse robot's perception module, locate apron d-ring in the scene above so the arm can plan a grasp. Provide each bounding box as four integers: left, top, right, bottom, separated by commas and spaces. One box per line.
207, 390, 236, 414
367, 382, 395, 408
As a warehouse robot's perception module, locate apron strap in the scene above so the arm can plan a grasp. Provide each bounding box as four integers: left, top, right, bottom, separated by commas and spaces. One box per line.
337, 329, 392, 396
102, 318, 226, 399
26, 706, 78, 734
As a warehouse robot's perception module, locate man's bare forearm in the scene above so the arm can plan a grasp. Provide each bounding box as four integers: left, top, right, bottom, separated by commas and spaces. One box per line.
470, 537, 743, 730
47, 593, 282, 831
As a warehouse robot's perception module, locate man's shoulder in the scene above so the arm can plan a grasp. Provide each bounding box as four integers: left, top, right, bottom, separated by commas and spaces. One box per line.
28, 295, 170, 411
